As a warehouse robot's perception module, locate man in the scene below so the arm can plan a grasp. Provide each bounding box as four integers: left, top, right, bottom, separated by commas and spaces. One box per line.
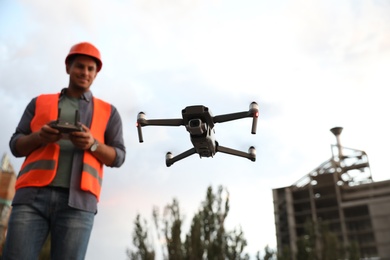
3, 42, 126, 259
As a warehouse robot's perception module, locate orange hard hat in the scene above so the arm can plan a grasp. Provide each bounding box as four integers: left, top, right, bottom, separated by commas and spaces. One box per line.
65, 42, 103, 72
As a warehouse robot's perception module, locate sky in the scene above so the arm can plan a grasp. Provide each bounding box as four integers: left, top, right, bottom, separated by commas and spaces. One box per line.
1, 0, 390, 259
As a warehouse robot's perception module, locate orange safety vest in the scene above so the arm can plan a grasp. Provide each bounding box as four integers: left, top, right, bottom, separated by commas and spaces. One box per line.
15, 93, 111, 200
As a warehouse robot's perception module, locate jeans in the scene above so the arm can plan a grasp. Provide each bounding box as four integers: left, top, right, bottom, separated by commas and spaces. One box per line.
2, 187, 95, 260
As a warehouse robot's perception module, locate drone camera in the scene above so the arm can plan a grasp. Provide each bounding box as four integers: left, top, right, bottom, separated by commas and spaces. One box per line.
189, 119, 200, 127
186, 119, 206, 135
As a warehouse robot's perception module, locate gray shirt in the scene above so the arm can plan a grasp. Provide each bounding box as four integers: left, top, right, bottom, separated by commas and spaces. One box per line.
51, 94, 79, 188
9, 89, 126, 213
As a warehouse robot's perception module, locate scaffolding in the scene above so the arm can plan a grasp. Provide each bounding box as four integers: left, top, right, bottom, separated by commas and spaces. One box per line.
273, 127, 390, 259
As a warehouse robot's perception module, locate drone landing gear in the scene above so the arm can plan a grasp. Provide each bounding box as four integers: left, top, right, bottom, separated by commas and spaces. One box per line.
165, 145, 256, 167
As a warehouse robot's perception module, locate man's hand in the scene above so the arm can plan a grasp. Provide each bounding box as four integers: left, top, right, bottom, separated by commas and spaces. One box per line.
15, 123, 61, 156
69, 124, 117, 166
39, 124, 62, 144
69, 124, 94, 150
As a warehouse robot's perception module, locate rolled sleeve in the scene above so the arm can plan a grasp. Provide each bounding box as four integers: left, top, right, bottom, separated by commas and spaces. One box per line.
105, 105, 126, 167
9, 98, 37, 157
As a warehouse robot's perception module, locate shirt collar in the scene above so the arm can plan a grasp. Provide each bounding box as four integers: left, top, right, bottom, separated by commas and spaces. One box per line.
60, 88, 92, 102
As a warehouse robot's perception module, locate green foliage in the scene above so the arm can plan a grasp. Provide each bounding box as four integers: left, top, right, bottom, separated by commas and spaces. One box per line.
181, 186, 250, 259
319, 221, 340, 260
296, 220, 318, 260
255, 245, 275, 260
183, 212, 203, 260
347, 240, 361, 260
129, 185, 253, 260
163, 198, 183, 260
296, 220, 347, 260
128, 186, 364, 260
276, 246, 291, 260
263, 245, 275, 260
127, 214, 155, 260
225, 227, 248, 260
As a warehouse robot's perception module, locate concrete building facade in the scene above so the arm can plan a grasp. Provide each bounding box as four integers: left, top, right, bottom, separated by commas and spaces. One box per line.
273, 127, 390, 259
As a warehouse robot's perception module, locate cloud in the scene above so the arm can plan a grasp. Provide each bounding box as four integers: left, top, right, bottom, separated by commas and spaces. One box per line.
2, 1, 390, 259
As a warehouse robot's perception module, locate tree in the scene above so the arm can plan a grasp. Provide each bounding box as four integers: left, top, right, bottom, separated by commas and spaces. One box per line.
277, 245, 291, 260
196, 186, 229, 260
162, 198, 183, 260
130, 185, 251, 260
295, 219, 350, 260
183, 212, 203, 260
225, 227, 249, 260
296, 220, 318, 260
263, 245, 275, 260
347, 240, 361, 260
127, 214, 155, 260
318, 220, 341, 260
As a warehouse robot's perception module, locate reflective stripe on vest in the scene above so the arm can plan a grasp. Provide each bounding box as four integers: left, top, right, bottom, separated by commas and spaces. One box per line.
16, 94, 60, 189
16, 94, 111, 200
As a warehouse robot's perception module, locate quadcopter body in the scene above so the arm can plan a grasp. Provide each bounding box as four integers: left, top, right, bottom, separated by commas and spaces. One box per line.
136, 102, 259, 167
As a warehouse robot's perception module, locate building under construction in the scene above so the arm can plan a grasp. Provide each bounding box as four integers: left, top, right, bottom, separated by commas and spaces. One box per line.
273, 127, 390, 259
0, 154, 16, 252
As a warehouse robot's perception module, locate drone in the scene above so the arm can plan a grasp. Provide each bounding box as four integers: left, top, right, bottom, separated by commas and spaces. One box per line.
136, 102, 259, 167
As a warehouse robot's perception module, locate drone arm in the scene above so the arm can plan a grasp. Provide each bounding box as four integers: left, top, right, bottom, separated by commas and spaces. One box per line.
217, 145, 256, 162
166, 148, 197, 167
137, 112, 184, 143
213, 102, 259, 134
139, 118, 184, 127
213, 111, 250, 123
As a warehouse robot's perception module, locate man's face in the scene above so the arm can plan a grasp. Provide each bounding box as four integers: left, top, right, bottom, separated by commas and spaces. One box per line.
66, 55, 98, 91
